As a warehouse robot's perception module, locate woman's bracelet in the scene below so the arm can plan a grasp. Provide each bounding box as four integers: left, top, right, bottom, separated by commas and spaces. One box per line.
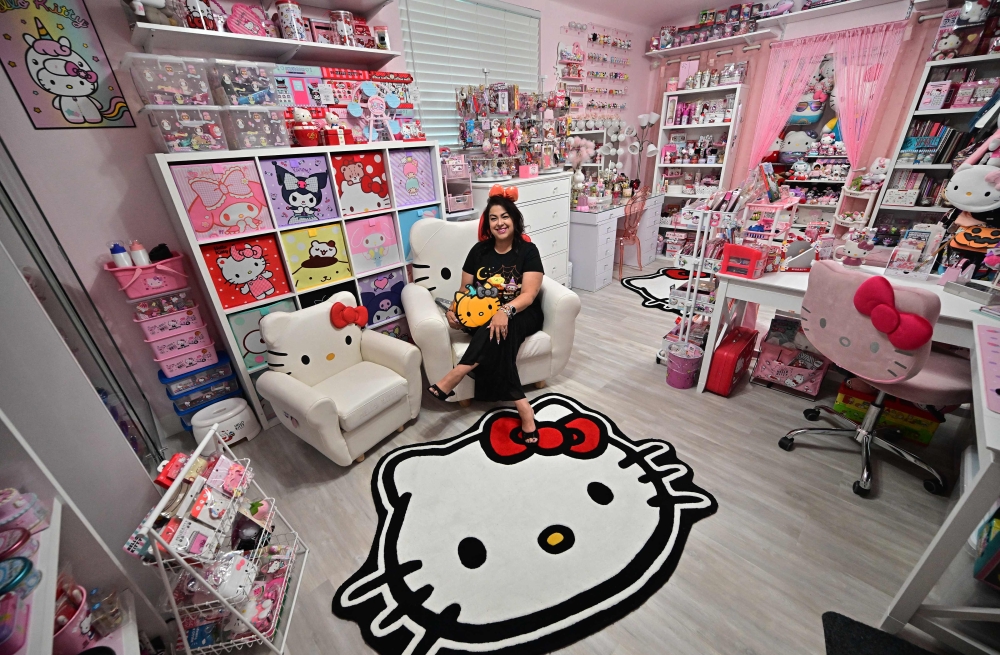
501, 304, 515, 317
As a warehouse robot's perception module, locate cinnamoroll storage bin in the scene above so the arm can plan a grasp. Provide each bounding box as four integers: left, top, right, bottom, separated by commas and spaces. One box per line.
154, 345, 218, 377
219, 107, 289, 149
140, 105, 228, 153
191, 397, 260, 444
158, 352, 232, 395
134, 305, 204, 339
145, 324, 210, 358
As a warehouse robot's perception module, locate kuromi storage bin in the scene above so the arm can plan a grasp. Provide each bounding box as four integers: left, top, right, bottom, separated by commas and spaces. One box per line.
191, 397, 260, 444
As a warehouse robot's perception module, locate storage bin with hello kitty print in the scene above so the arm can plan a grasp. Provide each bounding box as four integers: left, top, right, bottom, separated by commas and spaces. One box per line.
155, 345, 219, 377
134, 305, 204, 339
331, 152, 392, 216
103, 252, 189, 300
388, 148, 436, 208
200, 235, 291, 309
145, 324, 211, 358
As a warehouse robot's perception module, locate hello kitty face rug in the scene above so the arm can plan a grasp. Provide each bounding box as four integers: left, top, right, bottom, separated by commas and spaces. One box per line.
333, 393, 717, 655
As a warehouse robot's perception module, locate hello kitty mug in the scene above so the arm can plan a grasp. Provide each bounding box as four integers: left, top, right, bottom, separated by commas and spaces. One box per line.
833, 239, 873, 268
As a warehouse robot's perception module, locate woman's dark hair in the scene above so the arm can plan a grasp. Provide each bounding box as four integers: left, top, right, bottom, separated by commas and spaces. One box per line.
478, 195, 527, 244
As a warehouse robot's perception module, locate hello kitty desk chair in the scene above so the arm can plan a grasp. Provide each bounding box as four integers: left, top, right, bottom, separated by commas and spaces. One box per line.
778, 261, 972, 497
401, 218, 581, 405
256, 293, 422, 466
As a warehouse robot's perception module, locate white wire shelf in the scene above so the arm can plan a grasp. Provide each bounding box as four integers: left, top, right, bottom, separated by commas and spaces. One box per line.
645, 32, 776, 59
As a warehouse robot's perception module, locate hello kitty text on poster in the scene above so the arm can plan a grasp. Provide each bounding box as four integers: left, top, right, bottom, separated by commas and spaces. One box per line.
0, 0, 134, 128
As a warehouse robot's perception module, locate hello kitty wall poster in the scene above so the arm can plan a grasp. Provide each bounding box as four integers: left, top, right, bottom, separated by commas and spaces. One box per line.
333, 394, 717, 655
0, 3, 133, 128
332, 152, 392, 216
260, 155, 339, 227
200, 235, 290, 309
171, 161, 274, 241
388, 148, 436, 208
345, 214, 401, 275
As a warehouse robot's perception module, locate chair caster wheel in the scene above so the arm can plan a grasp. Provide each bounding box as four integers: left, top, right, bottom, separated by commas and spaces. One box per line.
853, 481, 870, 497
924, 477, 946, 495
778, 436, 795, 451
803, 408, 821, 421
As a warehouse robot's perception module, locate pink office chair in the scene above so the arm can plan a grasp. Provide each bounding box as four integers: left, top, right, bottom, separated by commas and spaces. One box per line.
618, 188, 649, 279
778, 261, 973, 497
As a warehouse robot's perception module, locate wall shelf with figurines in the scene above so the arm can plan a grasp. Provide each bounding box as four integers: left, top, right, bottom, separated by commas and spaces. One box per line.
149, 140, 445, 427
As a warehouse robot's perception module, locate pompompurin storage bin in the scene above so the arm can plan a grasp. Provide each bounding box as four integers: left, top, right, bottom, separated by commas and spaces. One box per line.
104, 252, 188, 300
191, 397, 260, 444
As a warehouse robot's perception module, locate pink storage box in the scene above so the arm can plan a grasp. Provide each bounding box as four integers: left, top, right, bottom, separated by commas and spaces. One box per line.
154, 345, 218, 377
145, 324, 210, 358
751, 342, 831, 397
446, 192, 474, 212
0, 592, 28, 655
518, 163, 539, 178
104, 252, 188, 300
134, 306, 203, 339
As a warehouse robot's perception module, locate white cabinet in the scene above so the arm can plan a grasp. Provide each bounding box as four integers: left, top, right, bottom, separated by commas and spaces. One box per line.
472, 172, 573, 286
569, 195, 663, 292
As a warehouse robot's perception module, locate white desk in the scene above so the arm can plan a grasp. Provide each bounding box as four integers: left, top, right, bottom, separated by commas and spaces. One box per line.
699, 268, 1000, 654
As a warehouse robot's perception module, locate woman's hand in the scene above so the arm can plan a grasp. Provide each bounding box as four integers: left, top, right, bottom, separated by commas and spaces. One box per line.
489, 308, 509, 342
446, 310, 461, 331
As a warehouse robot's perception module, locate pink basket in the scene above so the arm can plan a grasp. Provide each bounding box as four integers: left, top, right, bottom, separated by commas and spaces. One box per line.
447, 193, 474, 212
104, 252, 188, 300
134, 305, 203, 339
751, 342, 830, 397
145, 324, 210, 358
154, 344, 218, 377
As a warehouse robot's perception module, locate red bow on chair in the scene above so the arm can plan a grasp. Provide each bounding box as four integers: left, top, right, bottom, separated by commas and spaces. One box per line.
330, 302, 368, 329
484, 415, 605, 462
488, 184, 519, 202
853, 276, 933, 351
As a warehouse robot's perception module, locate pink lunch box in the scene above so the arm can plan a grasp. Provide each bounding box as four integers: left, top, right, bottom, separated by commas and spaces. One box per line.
145, 325, 210, 358
155, 345, 218, 377
135, 305, 203, 339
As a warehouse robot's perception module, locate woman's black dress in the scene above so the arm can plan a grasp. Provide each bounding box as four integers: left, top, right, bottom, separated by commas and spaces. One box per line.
457, 239, 544, 401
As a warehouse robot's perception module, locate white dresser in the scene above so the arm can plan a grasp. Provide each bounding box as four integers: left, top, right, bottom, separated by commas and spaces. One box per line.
569, 194, 662, 292
472, 172, 572, 286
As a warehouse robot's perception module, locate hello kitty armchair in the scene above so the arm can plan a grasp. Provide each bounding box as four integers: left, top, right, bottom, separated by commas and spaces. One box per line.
401, 218, 581, 404
256, 293, 421, 466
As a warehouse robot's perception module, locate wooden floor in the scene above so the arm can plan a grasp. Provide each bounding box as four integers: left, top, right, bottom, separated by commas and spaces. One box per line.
235, 267, 975, 655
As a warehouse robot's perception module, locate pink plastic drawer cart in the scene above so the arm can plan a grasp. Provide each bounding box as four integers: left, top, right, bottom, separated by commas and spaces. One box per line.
145, 325, 211, 358
158, 352, 232, 396
750, 316, 831, 397
154, 345, 218, 378
104, 252, 188, 300
441, 154, 473, 215
134, 306, 204, 339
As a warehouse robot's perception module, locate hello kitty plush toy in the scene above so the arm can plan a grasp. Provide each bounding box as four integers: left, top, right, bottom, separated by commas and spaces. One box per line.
292, 107, 319, 147
819, 133, 835, 155
930, 32, 962, 60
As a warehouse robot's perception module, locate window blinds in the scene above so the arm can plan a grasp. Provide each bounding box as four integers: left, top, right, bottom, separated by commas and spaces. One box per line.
400, 0, 540, 144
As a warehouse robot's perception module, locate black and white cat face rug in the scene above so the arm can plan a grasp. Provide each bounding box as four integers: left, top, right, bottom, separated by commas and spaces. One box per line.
621, 267, 711, 315
332, 393, 717, 655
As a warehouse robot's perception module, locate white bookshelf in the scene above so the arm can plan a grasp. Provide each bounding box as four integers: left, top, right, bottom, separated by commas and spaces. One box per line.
644, 31, 776, 59
655, 84, 747, 199
149, 141, 446, 429
871, 52, 1000, 225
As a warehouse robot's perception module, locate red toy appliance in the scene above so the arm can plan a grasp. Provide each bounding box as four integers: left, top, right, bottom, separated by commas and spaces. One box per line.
705, 327, 758, 397
719, 243, 765, 279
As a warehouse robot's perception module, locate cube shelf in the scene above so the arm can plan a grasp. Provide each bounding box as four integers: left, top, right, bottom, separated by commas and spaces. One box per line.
150, 141, 446, 428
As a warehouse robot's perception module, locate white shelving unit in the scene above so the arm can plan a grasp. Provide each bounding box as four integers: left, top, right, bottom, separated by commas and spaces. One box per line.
150, 141, 446, 429
757, 0, 902, 31
871, 52, 1000, 225
655, 84, 747, 200
644, 30, 777, 59
130, 23, 399, 68
15, 499, 61, 655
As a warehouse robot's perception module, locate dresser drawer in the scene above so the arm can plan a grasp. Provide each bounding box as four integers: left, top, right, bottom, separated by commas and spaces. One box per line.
596, 239, 616, 261
523, 197, 570, 234
541, 252, 568, 280
533, 224, 569, 260
517, 177, 571, 204
594, 268, 614, 290
599, 219, 617, 238
597, 228, 615, 251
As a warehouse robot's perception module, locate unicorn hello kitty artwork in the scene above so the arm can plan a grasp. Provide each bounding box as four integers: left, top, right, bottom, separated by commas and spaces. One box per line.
0, 7, 133, 128
201, 235, 289, 309
171, 161, 274, 241
334, 394, 716, 655
260, 156, 338, 227
332, 153, 392, 216
389, 148, 436, 208
345, 214, 401, 274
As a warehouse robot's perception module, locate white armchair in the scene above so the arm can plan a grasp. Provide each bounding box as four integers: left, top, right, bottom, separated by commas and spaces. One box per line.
256, 292, 421, 465
401, 218, 581, 403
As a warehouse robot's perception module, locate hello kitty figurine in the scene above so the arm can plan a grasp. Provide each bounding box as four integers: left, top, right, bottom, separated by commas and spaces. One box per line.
833, 229, 874, 267
790, 160, 810, 181
819, 133, 835, 155
292, 107, 319, 147
930, 32, 962, 60
217, 243, 275, 300
333, 394, 716, 655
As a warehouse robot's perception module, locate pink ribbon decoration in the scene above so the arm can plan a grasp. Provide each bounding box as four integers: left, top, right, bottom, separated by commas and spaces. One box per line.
229, 244, 262, 261
853, 276, 933, 351
64, 61, 98, 83
190, 168, 254, 210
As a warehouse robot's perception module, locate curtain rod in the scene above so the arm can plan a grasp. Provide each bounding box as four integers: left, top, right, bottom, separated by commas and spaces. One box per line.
917, 11, 944, 22
659, 40, 765, 65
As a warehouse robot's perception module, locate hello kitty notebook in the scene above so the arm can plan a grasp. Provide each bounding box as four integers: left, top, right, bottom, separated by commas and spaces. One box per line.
331, 153, 393, 216
171, 161, 273, 241
259, 155, 339, 227
200, 235, 290, 309
345, 214, 401, 275
388, 148, 436, 208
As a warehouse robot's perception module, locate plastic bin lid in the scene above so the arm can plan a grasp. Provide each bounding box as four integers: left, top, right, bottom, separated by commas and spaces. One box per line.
191, 396, 250, 428
174, 389, 242, 419
166, 371, 236, 402
140, 104, 223, 114
158, 351, 230, 384
121, 52, 207, 68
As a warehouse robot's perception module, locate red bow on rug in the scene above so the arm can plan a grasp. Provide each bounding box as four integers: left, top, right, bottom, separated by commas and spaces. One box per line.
330, 302, 368, 329
853, 276, 932, 351
486, 415, 604, 460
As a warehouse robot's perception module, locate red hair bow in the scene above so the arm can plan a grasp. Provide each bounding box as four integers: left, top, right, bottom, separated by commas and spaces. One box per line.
330, 302, 368, 329
485, 415, 604, 462
488, 184, 519, 202
853, 276, 933, 351
478, 184, 532, 243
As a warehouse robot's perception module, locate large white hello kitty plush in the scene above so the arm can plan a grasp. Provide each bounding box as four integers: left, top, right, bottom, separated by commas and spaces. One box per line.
949, 118, 1000, 213
779, 130, 818, 164
333, 394, 716, 655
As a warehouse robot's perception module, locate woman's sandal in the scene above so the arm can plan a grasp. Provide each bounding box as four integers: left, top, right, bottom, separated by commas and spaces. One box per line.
523, 429, 539, 444
428, 384, 455, 401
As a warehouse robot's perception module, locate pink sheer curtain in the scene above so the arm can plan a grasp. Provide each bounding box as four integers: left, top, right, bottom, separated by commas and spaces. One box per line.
832, 21, 907, 170
746, 34, 836, 175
